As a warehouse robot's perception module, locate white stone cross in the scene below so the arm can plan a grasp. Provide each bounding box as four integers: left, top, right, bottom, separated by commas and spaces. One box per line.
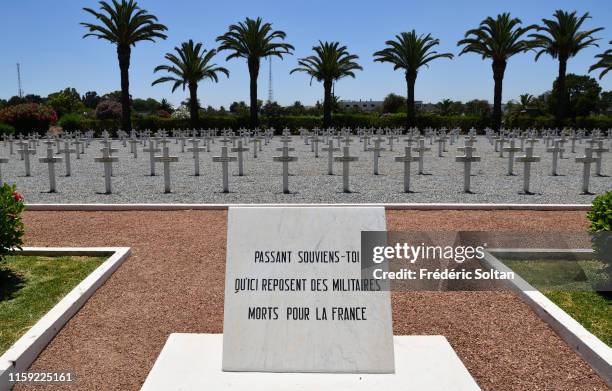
0, 157, 9, 186
213, 146, 237, 193
334, 146, 359, 193
273, 145, 298, 194
414, 138, 430, 175
435, 133, 448, 157
95, 147, 119, 194
187, 138, 206, 176
516, 147, 541, 194
58, 141, 76, 177
502, 139, 521, 176
72, 139, 84, 159
322, 140, 339, 175
0, 156, 8, 185
143, 140, 161, 176
154, 146, 179, 193
231, 140, 249, 177
546, 140, 564, 176
368, 139, 386, 175
128, 137, 140, 158
455, 145, 481, 193
575, 147, 597, 194
18, 143, 36, 177
591, 140, 609, 177
39, 144, 63, 193
395, 146, 419, 193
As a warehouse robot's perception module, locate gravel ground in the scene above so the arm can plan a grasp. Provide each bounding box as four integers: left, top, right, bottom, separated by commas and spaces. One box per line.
15, 210, 609, 391
2, 135, 610, 204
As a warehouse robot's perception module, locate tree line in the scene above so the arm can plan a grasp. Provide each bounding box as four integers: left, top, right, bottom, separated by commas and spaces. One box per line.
3, 0, 612, 133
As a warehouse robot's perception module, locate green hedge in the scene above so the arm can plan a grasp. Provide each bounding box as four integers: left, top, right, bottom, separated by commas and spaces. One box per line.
54, 113, 612, 135
0, 123, 15, 136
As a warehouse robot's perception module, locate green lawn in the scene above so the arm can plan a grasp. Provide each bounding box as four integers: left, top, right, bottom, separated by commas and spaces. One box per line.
0, 255, 106, 354
504, 259, 611, 347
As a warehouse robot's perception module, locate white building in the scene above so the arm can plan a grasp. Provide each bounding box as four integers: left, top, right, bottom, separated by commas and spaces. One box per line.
339, 99, 383, 112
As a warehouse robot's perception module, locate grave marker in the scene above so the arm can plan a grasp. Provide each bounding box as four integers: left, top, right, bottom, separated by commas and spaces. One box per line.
334, 146, 358, 193
273, 145, 298, 194
213, 146, 237, 193
395, 146, 419, 193
154, 146, 179, 193
516, 147, 540, 195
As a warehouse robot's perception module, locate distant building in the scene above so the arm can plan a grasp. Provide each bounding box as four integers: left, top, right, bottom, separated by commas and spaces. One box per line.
340, 99, 383, 112
340, 99, 432, 113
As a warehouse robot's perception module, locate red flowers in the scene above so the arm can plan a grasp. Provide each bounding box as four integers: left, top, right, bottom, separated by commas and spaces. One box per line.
12, 192, 23, 202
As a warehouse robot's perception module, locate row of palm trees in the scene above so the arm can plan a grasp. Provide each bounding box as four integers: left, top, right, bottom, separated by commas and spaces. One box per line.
81, 0, 610, 131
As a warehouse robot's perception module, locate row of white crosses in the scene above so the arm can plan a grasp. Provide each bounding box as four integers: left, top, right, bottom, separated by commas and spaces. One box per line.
1, 126, 610, 195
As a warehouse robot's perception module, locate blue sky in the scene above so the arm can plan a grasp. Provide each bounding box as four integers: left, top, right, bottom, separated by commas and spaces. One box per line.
1, 0, 610, 109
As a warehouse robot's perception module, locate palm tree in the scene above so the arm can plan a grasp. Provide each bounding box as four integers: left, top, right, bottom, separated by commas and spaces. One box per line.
458, 13, 535, 130
81, 0, 167, 132
518, 93, 535, 110
290, 41, 362, 128
374, 30, 453, 128
530, 10, 603, 125
152, 40, 229, 127
216, 17, 294, 127
589, 40, 611, 79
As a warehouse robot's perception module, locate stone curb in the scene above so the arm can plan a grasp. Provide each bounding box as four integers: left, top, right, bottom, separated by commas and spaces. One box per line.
0, 247, 131, 390
24, 203, 591, 211
482, 249, 612, 387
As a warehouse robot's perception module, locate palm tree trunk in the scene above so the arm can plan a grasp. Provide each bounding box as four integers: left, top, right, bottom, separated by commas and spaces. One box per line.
248, 58, 260, 127
556, 57, 567, 126
188, 82, 199, 128
406, 71, 417, 130
492, 60, 506, 131
323, 80, 332, 128
117, 44, 132, 133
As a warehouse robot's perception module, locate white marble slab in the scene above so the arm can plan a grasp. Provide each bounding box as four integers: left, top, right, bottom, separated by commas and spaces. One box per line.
141, 334, 481, 391
222, 207, 394, 373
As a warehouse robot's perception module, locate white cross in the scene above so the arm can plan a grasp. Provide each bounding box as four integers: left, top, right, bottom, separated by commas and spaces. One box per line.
187, 138, 206, 176
231, 140, 250, 177
503, 139, 522, 176
322, 140, 339, 175
546, 140, 564, 176
39, 144, 63, 193
575, 147, 597, 194
591, 140, 609, 177
94, 147, 119, 194
154, 146, 179, 193
516, 147, 541, 194
18, 143, 36, 177
413, 138, 430, 175
273, 145, 298, 194
59, 141, 76, 177
455, 145, 481, 193
334, 146, 359, 193
368, 139, 386, 175
213, 146, 237, 193
395, 146, 419, 193
0, 156, 9, 185
143, 140, 161, 176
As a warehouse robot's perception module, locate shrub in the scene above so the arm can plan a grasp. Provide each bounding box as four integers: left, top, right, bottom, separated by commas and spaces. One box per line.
58, 113, 84, 131
0, 184, 25, 265
0, 103, 57, 133
0, 123, 15, 136
587, 191, 612, 283
95, 100, 122, 120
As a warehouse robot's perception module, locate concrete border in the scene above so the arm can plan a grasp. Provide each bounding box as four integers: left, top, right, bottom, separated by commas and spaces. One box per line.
0, 247, 131, 390
25, 203, 591, 211
482, 249, 612, 387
